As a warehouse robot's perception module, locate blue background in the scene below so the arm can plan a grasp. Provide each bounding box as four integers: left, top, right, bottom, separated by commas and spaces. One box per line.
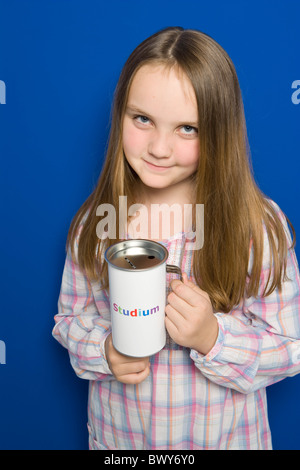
0, 0, 299, 450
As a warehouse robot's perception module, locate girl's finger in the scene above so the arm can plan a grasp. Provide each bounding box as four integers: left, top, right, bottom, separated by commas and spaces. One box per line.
170, 279, 207, 307
165, 303, 183, 330
165, 312, 181, 342
182, 272, 193, 286
167, 290, 193, 320
119, 363, 151, 385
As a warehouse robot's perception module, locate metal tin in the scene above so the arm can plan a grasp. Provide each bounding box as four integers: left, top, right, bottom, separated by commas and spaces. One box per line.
104, 239, 182, 357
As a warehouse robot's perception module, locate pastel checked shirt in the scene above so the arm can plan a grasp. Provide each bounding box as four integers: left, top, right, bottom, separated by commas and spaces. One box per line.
52, 200, 300, 450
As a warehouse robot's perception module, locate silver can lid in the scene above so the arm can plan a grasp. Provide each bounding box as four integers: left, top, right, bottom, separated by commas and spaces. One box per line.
104, 239, 168, 271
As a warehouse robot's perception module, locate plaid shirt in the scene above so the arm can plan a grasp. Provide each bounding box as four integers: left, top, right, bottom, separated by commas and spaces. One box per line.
53, 200, 300, 450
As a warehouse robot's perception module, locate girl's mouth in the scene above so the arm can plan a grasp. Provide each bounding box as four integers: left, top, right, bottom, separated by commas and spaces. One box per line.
144, 160, 172, 172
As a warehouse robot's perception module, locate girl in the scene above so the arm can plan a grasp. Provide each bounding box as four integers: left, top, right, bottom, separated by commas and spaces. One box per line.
53, 27, 300, 450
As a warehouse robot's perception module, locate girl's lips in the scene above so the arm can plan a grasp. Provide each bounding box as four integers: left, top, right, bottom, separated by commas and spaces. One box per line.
144, 160, 172, 172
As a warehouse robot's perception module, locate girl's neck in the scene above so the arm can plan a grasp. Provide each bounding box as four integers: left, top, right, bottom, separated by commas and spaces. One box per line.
128, 179, 196, 241
135, 179, 195, 208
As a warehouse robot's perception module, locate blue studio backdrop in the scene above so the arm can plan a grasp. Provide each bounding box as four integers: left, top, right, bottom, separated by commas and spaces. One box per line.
0, 0, 299, 450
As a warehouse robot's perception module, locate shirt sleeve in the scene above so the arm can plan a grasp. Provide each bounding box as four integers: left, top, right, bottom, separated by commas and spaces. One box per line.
191, 203, 300, 394
52, 241, 114, 381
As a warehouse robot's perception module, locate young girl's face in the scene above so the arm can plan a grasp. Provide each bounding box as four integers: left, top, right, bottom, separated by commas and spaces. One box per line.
122, 63, 199, 202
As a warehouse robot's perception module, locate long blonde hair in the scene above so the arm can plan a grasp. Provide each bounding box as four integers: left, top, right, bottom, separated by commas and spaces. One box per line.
68, 27, 295, 313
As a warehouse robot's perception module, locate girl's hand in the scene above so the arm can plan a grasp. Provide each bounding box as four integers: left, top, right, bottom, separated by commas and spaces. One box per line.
165, 273, 219, 355
105, 333, 150, 384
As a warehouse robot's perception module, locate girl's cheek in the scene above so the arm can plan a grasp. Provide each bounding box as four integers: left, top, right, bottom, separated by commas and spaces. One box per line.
123, 125, 146, 152
175, 140, 200, 166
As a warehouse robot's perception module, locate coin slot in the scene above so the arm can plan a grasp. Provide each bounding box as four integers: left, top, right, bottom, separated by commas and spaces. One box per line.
124, 257, 137, 269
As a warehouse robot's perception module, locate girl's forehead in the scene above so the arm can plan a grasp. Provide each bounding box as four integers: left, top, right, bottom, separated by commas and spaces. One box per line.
127, 63, 197, 116
131, 62, 192, 91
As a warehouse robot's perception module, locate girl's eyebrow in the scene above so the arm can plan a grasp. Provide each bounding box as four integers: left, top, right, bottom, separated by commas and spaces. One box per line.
126, 104, 198, 128
125, 104, 155, 120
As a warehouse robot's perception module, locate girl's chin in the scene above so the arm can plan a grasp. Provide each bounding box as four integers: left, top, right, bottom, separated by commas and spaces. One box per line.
139, 178, 172, 191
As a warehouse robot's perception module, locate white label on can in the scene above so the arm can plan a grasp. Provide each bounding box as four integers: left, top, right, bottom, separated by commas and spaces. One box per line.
109, 264, 166, 357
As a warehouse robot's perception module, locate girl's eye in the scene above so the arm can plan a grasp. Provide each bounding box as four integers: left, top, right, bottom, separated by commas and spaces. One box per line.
135, 115, 150, 125
180, 125, 198, 136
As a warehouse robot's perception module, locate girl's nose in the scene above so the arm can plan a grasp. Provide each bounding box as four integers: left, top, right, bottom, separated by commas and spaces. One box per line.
148, 130, 172, 159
